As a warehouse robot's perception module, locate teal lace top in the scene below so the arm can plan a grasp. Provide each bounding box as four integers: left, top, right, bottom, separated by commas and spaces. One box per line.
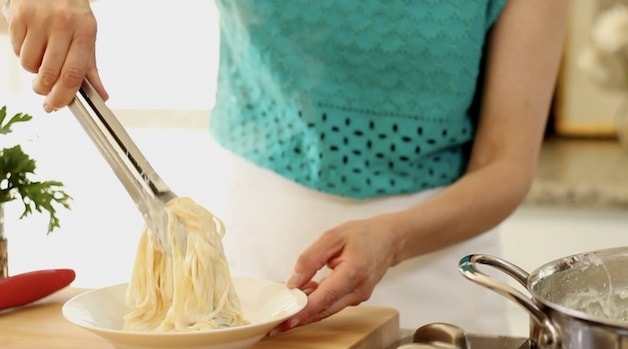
210, 0, 507, 199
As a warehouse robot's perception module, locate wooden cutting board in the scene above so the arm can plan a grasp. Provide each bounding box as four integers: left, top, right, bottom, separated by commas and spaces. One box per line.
0, 288, 399, 349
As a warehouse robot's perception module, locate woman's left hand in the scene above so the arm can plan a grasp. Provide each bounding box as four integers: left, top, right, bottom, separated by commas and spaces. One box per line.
270, 213, 401, 334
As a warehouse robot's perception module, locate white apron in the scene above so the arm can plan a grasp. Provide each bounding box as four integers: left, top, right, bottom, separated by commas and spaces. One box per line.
202, 135, 509, 336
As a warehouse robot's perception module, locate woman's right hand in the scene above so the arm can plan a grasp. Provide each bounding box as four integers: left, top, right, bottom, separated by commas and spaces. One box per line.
4, 0, 108, 112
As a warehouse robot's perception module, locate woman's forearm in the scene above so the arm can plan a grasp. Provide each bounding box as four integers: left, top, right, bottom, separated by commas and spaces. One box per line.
389, 0, 568, 265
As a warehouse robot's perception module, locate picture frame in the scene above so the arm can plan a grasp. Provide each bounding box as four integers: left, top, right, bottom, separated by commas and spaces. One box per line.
554, 0, 626, 137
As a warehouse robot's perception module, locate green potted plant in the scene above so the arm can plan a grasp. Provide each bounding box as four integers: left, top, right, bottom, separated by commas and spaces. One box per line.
0, 105, 71, 278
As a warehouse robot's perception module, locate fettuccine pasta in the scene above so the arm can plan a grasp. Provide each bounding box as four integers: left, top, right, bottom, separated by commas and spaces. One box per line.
123, 197, 247, 331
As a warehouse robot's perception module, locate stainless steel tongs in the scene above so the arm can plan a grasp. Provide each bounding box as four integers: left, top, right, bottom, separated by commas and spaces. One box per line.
68, 80, 178, 251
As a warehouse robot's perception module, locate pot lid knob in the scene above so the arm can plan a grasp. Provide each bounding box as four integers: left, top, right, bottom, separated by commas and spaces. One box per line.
412, 323, 468, 348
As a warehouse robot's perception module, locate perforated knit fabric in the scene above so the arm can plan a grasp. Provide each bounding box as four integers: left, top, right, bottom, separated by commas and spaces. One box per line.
209, 0, 506, 199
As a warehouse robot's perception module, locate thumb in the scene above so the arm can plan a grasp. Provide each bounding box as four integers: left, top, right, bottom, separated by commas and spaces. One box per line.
86, 54, 109, 101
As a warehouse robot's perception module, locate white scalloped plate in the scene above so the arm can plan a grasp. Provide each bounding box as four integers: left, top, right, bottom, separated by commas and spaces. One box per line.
62, 277, 307, 349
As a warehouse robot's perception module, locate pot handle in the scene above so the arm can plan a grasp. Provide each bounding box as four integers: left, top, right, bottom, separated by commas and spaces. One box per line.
458, 254, 561, 349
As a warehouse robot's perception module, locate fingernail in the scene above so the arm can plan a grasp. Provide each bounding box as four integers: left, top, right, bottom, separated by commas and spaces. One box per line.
267, 329, 280, 337
43, 104, 58, 113
286, 272, 302, 288
289, 318, 300, 328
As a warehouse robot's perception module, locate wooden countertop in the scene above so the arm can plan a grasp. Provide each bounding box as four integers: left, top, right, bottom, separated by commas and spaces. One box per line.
0, 288, 400, 349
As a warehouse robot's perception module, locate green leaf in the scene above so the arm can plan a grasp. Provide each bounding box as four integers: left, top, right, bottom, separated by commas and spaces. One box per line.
0, 106, 72, 233
17, 180, 72, 234
0, 105, 33, 135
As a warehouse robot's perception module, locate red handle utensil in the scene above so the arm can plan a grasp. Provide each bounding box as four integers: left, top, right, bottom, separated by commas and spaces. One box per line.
0, 268, 76, 311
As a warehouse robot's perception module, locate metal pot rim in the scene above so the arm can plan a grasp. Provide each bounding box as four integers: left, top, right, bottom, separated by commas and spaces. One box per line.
527, 246, 628, 329
530, 293, 628, 329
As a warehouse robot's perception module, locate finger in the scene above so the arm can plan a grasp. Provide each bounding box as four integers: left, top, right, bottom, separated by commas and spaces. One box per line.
272, 272, 361, 335
8, 20, 26, 57
301, 267, 362, 318
44, 31, 95, 111
306, 288, 360, 323
85, 56, 109, 101
300, 280, 319, 295
9, 4, 47, 73
286, 232, 344, 288
289, 263, 366, 330
18, 26, 47, 73
6, 5, 27, 56
32, 31, 72, 96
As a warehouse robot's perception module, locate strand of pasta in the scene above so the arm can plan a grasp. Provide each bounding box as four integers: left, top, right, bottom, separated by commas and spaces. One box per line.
123, 197, 247, 331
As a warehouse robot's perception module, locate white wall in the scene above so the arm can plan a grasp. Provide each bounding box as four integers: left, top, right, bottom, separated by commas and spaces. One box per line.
1, 0, 220, 111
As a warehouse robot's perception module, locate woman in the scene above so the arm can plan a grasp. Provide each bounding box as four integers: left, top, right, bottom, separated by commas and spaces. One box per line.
3, 0, 567, 336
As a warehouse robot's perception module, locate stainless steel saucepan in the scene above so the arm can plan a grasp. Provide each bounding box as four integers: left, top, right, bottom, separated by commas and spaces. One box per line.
459, 247, 628, 349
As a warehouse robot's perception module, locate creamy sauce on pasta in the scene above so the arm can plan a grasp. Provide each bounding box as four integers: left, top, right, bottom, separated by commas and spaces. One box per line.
123, 197, 247, 331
